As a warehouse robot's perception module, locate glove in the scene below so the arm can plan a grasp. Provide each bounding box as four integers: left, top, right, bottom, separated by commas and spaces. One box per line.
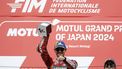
38, 22, 52, 37
57, 56, 66, 61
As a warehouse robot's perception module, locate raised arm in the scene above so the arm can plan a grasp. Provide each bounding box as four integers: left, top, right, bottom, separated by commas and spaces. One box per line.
37, 34, 53, 68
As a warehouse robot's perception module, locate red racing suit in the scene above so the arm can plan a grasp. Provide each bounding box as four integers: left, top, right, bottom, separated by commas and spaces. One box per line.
37, 35, 77, 69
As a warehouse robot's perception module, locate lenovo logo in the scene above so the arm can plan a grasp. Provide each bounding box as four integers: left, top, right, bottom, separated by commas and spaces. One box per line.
7, 0, 47, 13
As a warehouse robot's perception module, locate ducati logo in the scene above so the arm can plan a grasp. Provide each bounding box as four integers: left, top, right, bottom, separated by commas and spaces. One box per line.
7, 0, 47, 13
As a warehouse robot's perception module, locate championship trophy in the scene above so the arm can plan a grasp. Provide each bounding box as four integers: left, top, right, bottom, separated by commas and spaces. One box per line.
37, 22, 52, 36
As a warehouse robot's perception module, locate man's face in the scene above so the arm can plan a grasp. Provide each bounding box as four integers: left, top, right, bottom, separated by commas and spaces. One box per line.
55, 48, 66, 57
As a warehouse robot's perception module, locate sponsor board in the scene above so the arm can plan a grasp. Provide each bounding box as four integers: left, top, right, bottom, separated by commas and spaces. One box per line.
0, 19, 122, 68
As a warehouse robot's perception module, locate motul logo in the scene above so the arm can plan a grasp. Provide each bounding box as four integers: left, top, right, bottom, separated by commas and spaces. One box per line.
7, 0, 47, 13
7, 28, 39, 37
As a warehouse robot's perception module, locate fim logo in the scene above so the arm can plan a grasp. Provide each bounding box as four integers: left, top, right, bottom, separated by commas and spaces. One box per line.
7, 0, 47, 13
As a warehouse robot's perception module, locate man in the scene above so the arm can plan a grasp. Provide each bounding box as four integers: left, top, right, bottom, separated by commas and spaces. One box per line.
104, 59, 116, 69
37, 34, 78, 69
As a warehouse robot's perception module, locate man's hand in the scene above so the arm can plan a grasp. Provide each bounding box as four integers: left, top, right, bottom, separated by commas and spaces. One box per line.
57, 56, 65, 61
38, 22, 52, 37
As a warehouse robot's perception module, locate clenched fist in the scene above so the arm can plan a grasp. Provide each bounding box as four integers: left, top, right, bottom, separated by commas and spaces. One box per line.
57, 56, 66, 61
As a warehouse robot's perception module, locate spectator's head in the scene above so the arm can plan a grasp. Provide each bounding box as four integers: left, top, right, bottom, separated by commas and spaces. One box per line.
54, 41, 67, 57
104, 59, 116, 69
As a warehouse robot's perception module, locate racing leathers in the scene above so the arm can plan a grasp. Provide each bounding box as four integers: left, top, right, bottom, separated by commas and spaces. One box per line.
37, 35, 77, 69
